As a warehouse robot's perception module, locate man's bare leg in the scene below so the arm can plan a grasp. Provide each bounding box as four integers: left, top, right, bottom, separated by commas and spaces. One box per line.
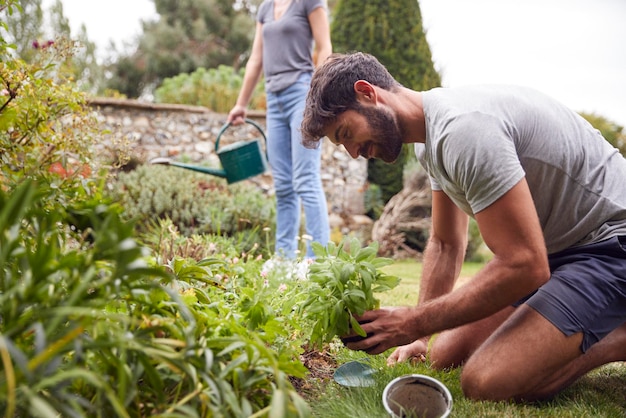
520, 320, 626, 401
429, 306, 515, 369
460, 306, 626, 401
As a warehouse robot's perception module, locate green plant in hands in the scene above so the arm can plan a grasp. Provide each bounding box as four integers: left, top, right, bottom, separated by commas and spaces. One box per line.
298, 238, 400, 348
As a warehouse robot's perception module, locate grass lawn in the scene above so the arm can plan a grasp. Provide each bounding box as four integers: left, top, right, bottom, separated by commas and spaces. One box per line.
306, 259, 626, 417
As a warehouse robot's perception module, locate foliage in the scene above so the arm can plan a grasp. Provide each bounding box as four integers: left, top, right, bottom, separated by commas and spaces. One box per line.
366, 144, 410, 219
580, 112, 626, 157
107, 0, 260, 97
155, 64, 266, 112
110, 164, 276, 254
141, 217, 251, 264
0, 29, 101, 218
0, 23, 310, 416
0, 0, 43, 62
330, 0, 442, 210
0, 0, 104, 94
331, 0, 440, 91
0, 181, 311, 417
363, 183, 384, 220
298, 238, 400, 348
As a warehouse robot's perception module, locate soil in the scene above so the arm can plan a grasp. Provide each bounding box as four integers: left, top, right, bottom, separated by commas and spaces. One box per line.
290, 346, 338, 401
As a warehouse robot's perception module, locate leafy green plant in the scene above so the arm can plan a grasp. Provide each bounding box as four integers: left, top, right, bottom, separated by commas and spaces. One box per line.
0, 23, 310, 417
0, 30, 101, 210
0, 179, 312, 417
298, 238, 400, 348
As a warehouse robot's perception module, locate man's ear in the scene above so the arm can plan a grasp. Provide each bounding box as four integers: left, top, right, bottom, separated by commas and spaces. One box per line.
354, 80, 376, 104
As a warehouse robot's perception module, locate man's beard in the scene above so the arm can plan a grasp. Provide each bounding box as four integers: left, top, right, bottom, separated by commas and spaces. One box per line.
357, 105, 404, 163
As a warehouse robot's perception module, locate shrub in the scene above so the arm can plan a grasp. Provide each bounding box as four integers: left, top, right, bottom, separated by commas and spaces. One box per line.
154, 65, 266, 113
0, 36, 101, 205
110, 164, 276, 254
140, 217, 272, 265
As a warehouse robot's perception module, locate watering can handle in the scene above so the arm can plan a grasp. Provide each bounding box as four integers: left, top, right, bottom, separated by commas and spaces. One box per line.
215, 118, 268, 152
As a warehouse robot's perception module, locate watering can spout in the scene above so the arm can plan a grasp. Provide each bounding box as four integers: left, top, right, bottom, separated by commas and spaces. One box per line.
150, 157, 228, 178
150, 119, 268, 184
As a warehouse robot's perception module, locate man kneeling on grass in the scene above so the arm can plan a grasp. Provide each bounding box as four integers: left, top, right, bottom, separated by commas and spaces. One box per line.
300, 51, 626, 402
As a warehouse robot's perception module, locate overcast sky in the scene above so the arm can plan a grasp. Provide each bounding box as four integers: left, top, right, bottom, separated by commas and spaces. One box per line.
46, 0, 625, 127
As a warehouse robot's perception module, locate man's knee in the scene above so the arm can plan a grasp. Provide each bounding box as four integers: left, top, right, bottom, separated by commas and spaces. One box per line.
460, 358, 513, 401
429, 331, 471, 369
459, 349, 540, 401
428, 328, 507, 400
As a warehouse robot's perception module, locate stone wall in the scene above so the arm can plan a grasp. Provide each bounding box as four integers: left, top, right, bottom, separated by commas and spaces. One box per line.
89, 98, 373, 238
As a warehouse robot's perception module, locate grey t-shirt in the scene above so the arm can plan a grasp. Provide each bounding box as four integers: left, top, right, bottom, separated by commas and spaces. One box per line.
257, 0, 325, 93
415, 85, 626, 254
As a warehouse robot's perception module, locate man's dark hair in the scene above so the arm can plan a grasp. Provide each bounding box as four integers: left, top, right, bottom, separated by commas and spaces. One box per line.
301, 52, 402, 148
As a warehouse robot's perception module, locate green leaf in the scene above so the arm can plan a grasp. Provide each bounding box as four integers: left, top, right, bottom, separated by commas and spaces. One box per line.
372, 274, 401, 292
339, 264, 355, 284
0, 179, 36, 235
349, 237, 362, 257
355, 246, 377, 262
311, 241, 327, 257
269, 389, 286, 418
349, 315, 366, 337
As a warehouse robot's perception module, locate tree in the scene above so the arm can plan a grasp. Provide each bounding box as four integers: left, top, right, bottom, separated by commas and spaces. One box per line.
0, 0, 104, 94
330, 0, 441, 216
1, 0, 44, 62
107, 0, 260, 98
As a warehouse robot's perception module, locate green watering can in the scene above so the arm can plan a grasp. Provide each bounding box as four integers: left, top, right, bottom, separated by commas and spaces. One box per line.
151, 119, 268, 184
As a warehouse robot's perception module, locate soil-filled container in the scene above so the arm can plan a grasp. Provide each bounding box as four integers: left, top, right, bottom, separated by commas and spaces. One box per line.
382, 374, 452, 418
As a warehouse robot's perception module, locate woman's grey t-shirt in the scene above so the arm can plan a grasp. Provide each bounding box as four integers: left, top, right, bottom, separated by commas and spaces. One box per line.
415, 85, 626, 254
257, 0, 325, 93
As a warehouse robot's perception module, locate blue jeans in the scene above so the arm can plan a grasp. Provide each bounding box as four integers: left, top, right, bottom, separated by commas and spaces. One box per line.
266, 72, 330, 258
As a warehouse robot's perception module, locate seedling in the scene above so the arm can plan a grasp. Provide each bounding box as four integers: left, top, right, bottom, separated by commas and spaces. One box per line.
298, 237, 400, 348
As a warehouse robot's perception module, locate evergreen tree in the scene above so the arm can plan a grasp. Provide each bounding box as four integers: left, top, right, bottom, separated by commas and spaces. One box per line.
331, 0, 441, 215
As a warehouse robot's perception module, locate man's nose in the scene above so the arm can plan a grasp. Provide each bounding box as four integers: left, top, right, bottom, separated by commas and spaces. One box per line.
343, 142, 360, 159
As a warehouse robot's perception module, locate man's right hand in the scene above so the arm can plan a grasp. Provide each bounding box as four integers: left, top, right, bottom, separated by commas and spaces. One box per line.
386, 338, 429, 366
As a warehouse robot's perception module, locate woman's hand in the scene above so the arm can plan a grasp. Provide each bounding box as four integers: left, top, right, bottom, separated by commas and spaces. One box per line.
227, 104, 247, 125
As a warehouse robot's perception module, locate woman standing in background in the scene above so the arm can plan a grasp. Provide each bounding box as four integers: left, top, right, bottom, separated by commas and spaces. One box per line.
228, 0, 332, 258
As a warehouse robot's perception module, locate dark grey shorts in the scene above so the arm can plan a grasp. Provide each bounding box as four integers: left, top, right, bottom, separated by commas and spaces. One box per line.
516, 235, 626, 352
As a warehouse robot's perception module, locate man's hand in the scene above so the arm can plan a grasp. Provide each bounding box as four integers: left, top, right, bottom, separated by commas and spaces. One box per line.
387, 338, 429, 366
341, 306, 420, 355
